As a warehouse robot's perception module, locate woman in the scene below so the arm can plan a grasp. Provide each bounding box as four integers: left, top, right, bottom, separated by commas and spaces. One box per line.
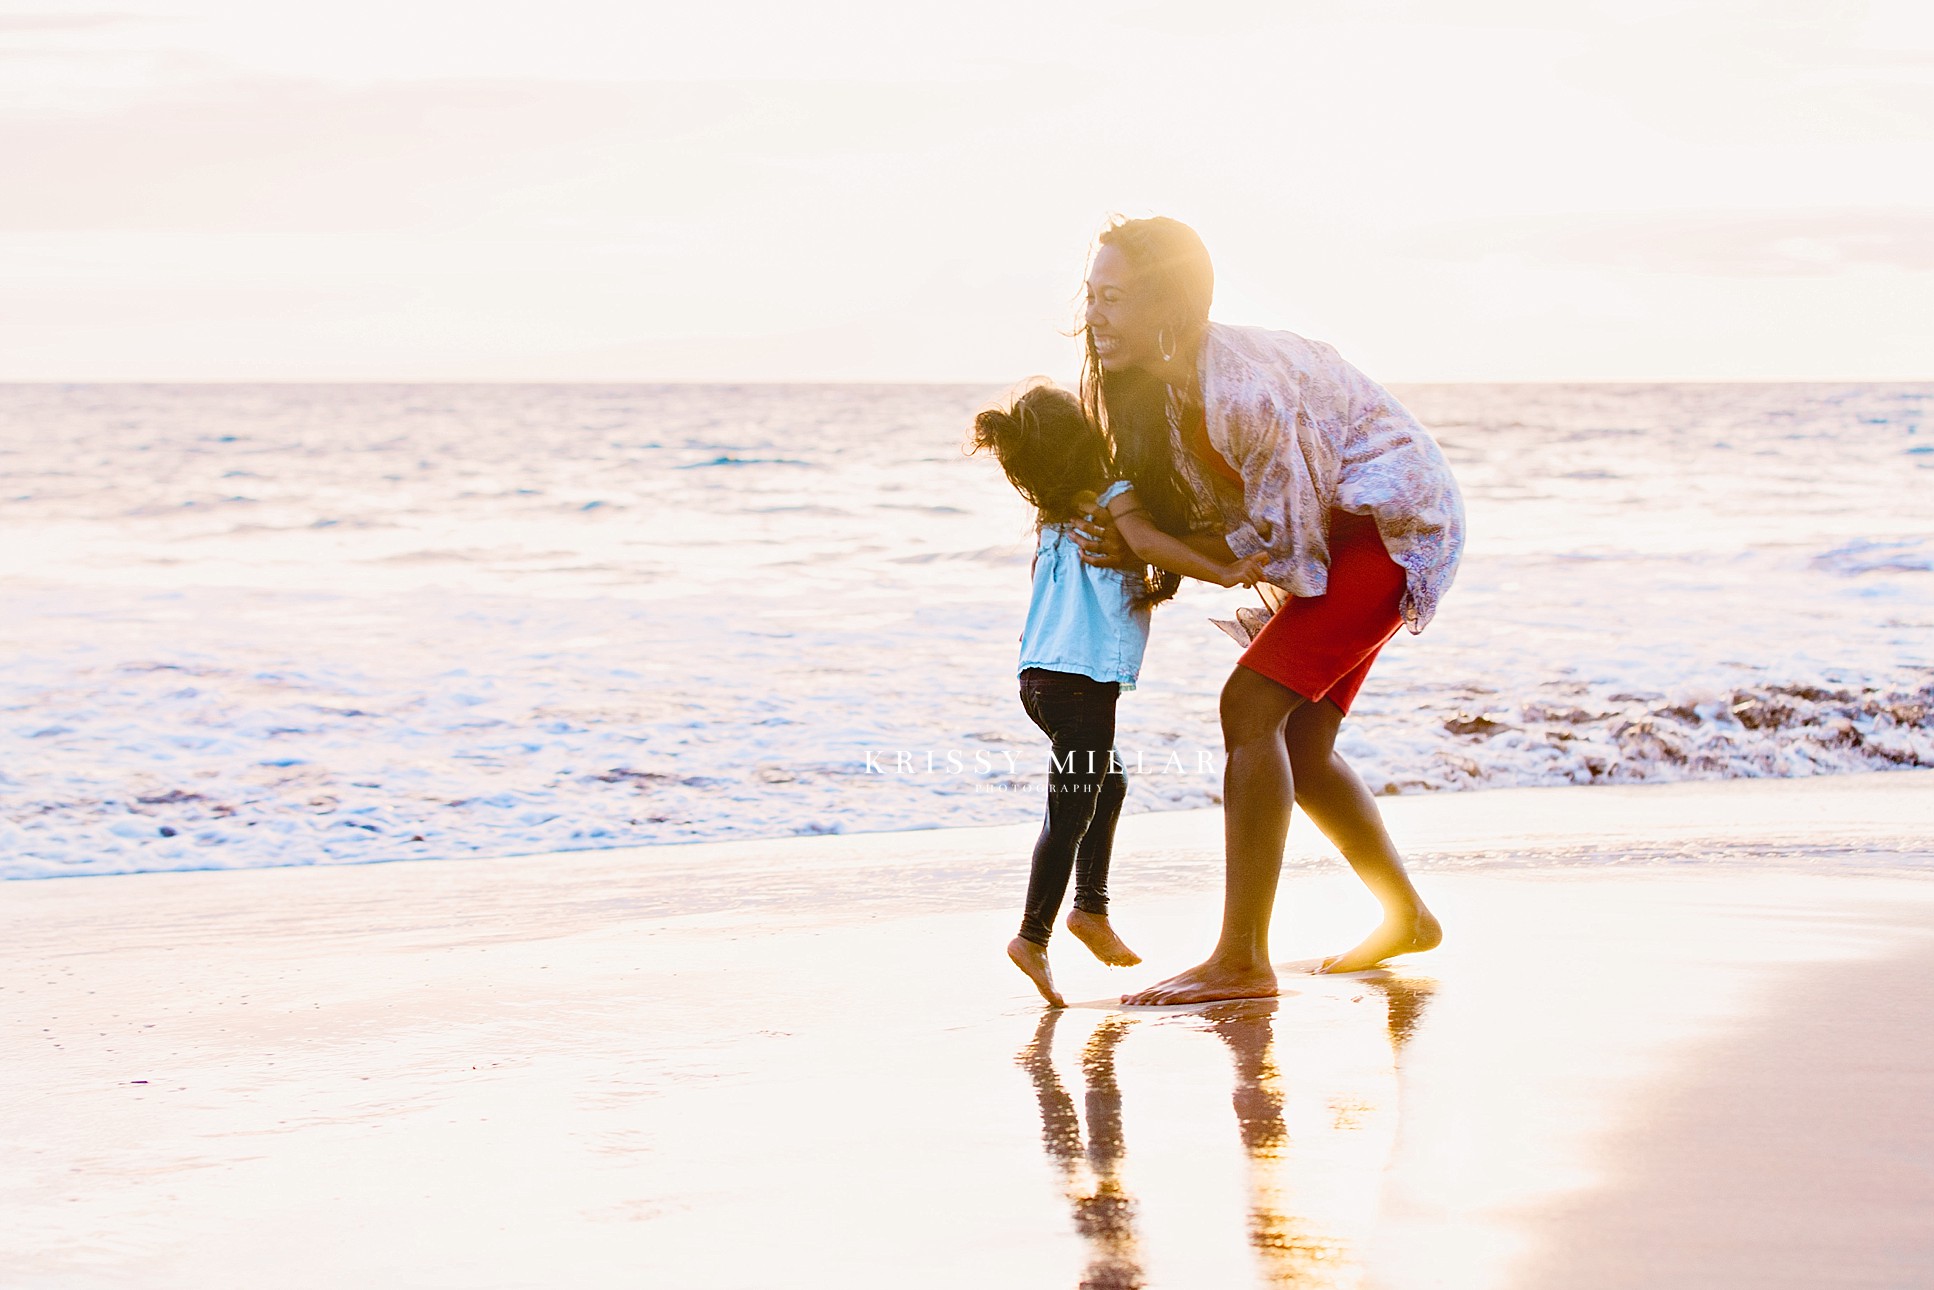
1073, 216, 1465, 1006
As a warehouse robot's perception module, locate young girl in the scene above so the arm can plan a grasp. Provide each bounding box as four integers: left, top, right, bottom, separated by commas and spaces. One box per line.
972, 383, 1267, 1008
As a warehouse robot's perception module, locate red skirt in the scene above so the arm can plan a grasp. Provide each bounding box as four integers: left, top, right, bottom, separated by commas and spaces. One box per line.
1237, 510, 1406, 716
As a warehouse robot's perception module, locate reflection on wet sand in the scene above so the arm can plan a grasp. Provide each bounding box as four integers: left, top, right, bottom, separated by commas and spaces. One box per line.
1019, 977, 1436, 1289
1018, 1013, 1143, 1288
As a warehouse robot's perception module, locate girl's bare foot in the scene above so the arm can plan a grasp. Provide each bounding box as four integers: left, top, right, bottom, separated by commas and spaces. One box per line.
1065, 909, 1142, 966
1121, 955, 1277, 1006
1319, 909, 1443, 975
1008, 936, 1066, 1008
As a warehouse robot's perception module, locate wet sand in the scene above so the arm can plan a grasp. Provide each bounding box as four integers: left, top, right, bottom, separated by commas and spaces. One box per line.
4, 772, 1933, 1288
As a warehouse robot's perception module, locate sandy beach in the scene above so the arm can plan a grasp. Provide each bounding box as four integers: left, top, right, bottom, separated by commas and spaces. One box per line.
5, 771, 1933, 1288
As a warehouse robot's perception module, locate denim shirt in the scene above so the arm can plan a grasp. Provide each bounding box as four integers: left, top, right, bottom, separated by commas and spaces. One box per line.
1017, 481, 1152, 688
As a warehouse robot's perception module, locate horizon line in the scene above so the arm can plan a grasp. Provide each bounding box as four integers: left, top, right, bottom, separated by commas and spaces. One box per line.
4, 376, 1933, 388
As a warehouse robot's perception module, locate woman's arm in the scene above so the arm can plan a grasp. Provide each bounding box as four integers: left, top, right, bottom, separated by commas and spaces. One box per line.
1179, 530, 1239, 564
1072, 500, 1132, 569
1107, 492, 1266, 588
1074, 494, 1251, 579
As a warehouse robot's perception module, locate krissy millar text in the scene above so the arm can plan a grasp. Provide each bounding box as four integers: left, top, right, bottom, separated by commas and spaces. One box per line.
862, 749, 1219, 776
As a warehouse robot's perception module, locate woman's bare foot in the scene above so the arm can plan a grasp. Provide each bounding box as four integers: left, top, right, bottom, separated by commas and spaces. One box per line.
1319, 909, 1443, 974
1121, 955, 1277, 1006
1008, 936, 1066, 1008
1065, 909, 1142, 966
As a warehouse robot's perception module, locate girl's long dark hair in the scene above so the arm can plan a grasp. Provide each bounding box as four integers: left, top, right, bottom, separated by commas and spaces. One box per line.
969, 383, 1110, 527
1079, 216, 1218, 608
969, 382, 1171, 608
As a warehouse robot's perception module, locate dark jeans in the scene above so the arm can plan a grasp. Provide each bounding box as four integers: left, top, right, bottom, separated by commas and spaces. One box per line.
1017, 667, 1127, 947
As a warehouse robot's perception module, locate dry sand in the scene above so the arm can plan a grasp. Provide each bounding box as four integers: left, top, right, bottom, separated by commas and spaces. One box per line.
4, 772, 1933, 1288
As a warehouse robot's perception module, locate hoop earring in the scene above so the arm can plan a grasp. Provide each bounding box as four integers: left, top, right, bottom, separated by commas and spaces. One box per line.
1157, 325, 1176, 364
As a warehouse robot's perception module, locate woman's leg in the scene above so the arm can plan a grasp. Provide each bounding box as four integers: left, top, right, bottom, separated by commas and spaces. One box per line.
1281, 699, 1441, 972
1123, 665, 1304, 1005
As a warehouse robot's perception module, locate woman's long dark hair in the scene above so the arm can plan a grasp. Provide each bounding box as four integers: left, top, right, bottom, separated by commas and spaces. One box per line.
1079, 216, 1217, 607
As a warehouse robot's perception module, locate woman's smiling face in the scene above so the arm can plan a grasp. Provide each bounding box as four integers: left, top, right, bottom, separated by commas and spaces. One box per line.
1084, 243, 1169, 374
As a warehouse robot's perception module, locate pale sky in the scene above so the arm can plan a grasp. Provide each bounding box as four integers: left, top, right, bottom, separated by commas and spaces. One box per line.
4, 0, 1932, 381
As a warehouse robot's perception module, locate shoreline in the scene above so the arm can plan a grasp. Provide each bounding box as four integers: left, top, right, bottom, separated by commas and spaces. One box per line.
10, 765, 1934, 887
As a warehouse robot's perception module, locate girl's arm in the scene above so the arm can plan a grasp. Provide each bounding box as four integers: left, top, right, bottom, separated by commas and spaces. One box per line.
1106, 491, 1268, 588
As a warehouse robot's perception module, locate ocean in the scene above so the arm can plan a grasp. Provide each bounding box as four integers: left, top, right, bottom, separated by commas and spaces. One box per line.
3, 381, 1930, 879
